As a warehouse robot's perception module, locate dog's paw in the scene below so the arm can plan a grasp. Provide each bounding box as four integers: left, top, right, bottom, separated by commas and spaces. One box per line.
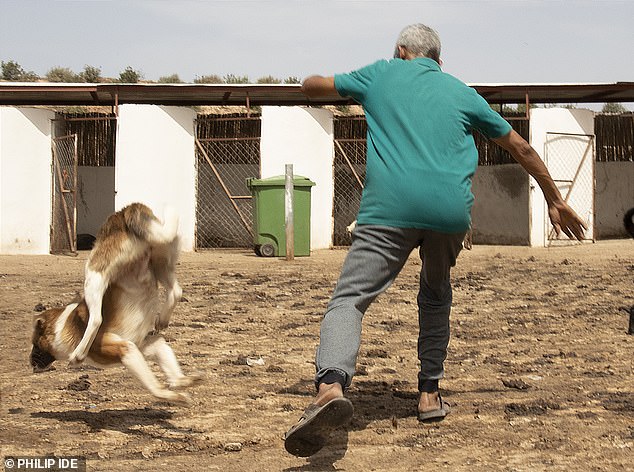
169, 372, 204, 390
174, 392, 193, 406
159, 390, 192, 406
67, 350, 86, 366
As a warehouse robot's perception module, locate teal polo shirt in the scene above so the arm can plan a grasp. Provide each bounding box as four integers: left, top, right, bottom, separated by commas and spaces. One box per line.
334, 58, 512, 233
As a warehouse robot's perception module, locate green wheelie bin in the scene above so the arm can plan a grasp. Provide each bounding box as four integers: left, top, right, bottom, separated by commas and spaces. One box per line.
246, 175, 315, 257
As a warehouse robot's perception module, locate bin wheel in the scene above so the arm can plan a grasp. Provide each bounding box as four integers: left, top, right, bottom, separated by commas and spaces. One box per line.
260, 243, 275, 257
254, 245, 262, 257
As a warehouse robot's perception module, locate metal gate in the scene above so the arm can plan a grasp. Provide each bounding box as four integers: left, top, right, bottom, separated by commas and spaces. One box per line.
544, 132, 595, 244
333, 116, 366, 246
195, 115, 261, 248
51, 134, 78, 254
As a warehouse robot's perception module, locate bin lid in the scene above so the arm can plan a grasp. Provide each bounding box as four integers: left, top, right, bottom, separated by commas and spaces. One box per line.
246, 175, 315, 188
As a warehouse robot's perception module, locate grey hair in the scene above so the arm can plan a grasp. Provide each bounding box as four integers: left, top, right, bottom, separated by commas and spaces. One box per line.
394, 24, 441, 62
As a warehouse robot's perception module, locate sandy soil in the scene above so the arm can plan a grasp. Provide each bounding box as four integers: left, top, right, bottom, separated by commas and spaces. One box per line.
1, 241, 633, 471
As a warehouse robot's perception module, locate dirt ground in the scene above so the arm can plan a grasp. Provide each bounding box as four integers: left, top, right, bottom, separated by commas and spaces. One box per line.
1, 241, 633, 472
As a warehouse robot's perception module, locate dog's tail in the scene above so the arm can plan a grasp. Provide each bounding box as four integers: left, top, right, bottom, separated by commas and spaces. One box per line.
147, 205, 179, 244
124, 203, 179, 244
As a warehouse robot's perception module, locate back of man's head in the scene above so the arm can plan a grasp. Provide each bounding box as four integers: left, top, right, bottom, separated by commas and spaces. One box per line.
394, 24, 441, 63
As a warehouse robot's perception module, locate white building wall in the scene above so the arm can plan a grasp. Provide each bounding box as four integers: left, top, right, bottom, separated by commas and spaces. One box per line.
115, 105, 197, 251
528, 108, 595, 246
260, 107, 334, 250
0, 107, 55, 254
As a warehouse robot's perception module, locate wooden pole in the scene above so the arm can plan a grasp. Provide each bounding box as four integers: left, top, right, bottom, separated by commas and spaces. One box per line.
285, 164, 294, 261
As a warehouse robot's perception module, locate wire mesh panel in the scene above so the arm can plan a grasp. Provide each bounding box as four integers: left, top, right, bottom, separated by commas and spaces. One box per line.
333, 116, 367, 246
545, 133, 595, 244
195, 115, 261, 248
51, 134, 78, 254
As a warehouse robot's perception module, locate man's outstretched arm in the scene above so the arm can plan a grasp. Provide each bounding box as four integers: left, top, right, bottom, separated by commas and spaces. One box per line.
492, 129, 588, 241
301, 76, 338, 98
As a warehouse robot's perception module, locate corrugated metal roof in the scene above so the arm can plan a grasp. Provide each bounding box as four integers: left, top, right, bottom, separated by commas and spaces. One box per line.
0, 81, 632, 107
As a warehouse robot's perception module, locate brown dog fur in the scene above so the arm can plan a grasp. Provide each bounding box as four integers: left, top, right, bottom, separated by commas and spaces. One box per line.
31, 203, 200, 404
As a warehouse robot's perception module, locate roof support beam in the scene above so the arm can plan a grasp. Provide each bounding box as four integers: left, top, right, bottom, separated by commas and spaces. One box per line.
0, 82, 632, 107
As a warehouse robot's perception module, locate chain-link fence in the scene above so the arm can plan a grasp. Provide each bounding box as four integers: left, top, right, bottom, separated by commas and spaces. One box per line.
333, 116, 367, 246
195, 114, 261, 248
545, 132, 595, 244
51, 134, 78, 254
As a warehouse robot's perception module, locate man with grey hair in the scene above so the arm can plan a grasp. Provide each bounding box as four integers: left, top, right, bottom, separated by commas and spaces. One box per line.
393, 23, 441, 62
284, 23, 586, 457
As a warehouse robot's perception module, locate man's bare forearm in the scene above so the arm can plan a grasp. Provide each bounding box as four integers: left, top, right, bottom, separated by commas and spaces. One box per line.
493, 130, 563, 205
301, 76, 338, 98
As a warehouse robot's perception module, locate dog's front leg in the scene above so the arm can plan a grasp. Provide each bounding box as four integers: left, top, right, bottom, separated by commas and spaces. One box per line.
68, 269, 106, 364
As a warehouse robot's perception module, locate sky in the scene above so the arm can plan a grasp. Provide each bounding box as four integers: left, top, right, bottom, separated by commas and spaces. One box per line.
1, 0, 633, 107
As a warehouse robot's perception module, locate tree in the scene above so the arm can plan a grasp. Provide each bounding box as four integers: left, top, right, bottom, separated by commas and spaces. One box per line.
46, 66, 80, 83
601, 102, 627, 114
1, 60, 24, 80
158, 73, 183, 84
80, 65, 102, 83
194, 74, 224, 84
256, 75, 282, 84
1, 60, 39, 82
224, 74, 249, 84
119, 66, 142, 83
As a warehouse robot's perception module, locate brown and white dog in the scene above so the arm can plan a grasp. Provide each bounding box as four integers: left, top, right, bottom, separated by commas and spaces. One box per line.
30, 203, 200, 404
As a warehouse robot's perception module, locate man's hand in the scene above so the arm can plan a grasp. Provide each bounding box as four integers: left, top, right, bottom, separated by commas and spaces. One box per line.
548, 200, 588, 241
493, 130, 588, 241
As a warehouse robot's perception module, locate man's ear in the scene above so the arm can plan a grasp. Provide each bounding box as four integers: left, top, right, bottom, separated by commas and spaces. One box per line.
397, 46, 407, 59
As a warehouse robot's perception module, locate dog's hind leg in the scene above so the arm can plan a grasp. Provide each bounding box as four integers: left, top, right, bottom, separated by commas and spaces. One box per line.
68, 269, 107, 364
142, 335, 202, 390
98, 333, 192, 405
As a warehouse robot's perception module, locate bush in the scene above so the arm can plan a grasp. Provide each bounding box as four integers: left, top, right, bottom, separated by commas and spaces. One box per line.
602, 102, 628, 114
80, 65, 102, 83
194, 74, 224, 84
1, 60, 39, 82
119, 66, 142, 83
224, 74, 249, 84
158, 74, 183, 84
256, 75, 281, 84
284, 76, 301, 84
46, 67, 81, 83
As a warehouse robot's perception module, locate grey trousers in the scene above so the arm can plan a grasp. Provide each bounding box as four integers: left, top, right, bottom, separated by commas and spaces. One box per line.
315, 225, 466, 392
